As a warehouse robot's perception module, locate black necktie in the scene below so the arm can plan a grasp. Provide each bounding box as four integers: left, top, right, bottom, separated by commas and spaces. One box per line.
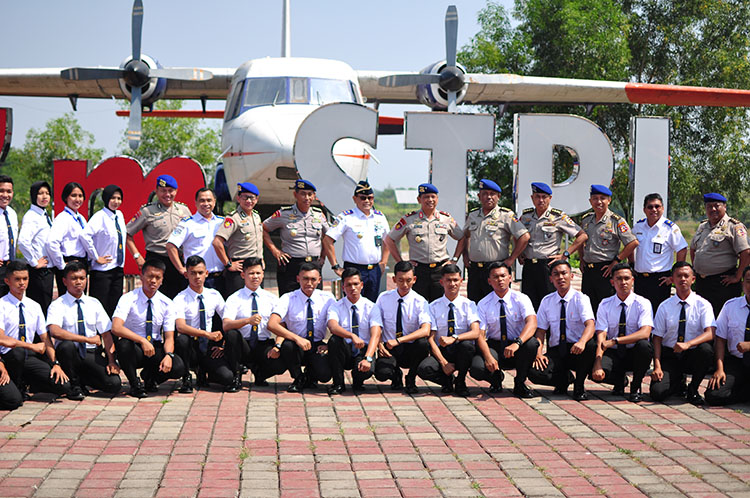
559, 299, 568, 357
677, 301, 687, 344
198, 295, 208, 353
250, 292, 259, 348
4, 209, 14, 261
145, 298, 153, 342
306, 298, 314, 341
448, 303, 456, 337
45, 211, 52, 227
744, 305, 750, 367
498, 299, 508, 346
351, 304, 360, 354
75, 298, 87, 359
618, 302, 627, 357
396, 298, 404, 338
114, 214, 124, 266
18, 302, 27, 358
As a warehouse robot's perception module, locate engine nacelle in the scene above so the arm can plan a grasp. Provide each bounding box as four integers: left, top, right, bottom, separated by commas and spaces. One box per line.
117, 54, 168, 106
416, 61, 468, 110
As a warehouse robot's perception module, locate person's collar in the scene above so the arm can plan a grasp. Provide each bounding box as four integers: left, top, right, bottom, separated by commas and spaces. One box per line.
186, 286, 204, 297
675, 289, 693, 302
5, 293, 22, 305
617, 291, 635, 306
30, 205, 46, 216
64, 291, 84, 302
345, 295, 361, 305
556, 287, 573, 300
354, 206, 371, 218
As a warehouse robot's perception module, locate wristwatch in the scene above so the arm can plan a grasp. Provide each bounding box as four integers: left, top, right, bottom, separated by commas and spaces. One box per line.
132, 252, 141, 260
562, 250, 570, 258
365, 356, 374, 363
613, 255, 622, 262
274, 342, 283, 350
53, 360, 60, 366
452, 333, 460, 341
166, 352, 175, 359
225, 261, 232, 269
613, 337, 619, 345
514, 338, 523, 346
332, 264, 341, 270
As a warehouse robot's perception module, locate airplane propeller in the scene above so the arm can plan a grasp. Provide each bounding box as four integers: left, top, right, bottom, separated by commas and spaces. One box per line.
60, 0, 213, 149
378, 5, 464, 112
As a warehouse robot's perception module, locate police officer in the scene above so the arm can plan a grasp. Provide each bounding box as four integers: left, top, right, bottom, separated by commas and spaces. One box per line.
580, 184, 638, 313
213, 183, 264, 298
519, 182, 587, 311
126, 174, 192, 299
384, 183, 464, 302
690, 192, 750, 316
263, 179, 329, 295
323, 181, 390, 302
0, 174, 18, 297
632, 193, 688, 312
459, 179, 529, 303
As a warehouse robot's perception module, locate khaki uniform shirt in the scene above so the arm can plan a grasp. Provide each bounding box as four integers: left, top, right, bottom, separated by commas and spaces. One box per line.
215, 208, 264, 260
388, 209, 463, 264
263, 204, 328, 258
520, 207, 581, 259
690, 214, 749, 276
581, 209, 637, 263
126, 201, 192, 255
464, 206, 527, 262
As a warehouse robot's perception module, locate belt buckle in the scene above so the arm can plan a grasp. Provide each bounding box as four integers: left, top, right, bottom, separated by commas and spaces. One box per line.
367, 264, 374, 270
477, 262, 484, 268
429, 262, 437, 268
587, 263, 594, 269
700, 274, 707, 279
642, 273, 649, 277
531, 258, 538, 264
304, 256, 312, 262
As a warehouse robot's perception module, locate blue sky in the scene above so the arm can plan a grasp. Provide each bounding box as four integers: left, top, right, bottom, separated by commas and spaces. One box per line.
0, 0, 513, 189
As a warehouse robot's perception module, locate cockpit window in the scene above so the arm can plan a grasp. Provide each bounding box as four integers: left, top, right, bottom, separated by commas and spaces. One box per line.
310, 78, 356, 105
237, 77, 357, 113
243, 77, 288, 108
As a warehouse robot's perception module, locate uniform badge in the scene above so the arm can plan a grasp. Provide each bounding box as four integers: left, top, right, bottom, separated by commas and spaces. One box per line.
290, 229, 298, 237
617, 220, 628, 233
602, 238, 608, 246
394, 218, 406, 231
223, 218, 234, 229
713, 240, 720, 247
129, 210, 142, 224
653, 242, 662, 254
415, 236, 422, 243
271, 210, 281, 218
357, 233, 363, 239
737, 225, 747, 238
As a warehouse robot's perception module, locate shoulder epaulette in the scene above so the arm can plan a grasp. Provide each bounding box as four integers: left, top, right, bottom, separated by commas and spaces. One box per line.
699, 218, 708, 224
342, 209, 354, 215
310, 206, 323, 213
610, 212, 622, 221
637, 218, 646, 224
180, 216, 191, 222
663, 218, 674, 227
469, 207, 480, 214
581, 210, 594, 218
280, 205, 293, 211
498, 207, 513, 213
405, 210, 417, 217
229, 209, 239, 216
141, 202, 154, 210
550, 208, 563, 216
253, 209, 259, 214
522, 207, 534, 214
175, 201, 188, 206
373, 209, 383, 216
439, 210, 451, 217
730, 217, 742, 224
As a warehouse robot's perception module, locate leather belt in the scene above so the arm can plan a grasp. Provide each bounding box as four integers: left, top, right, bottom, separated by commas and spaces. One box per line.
416, 259, 448, 269
470, 261, 496, 268
526, 258, 550, 265
637, 270, 670, 278
289, 256, 318, 263
207, 271, 223, 278
345, 262, 377, 270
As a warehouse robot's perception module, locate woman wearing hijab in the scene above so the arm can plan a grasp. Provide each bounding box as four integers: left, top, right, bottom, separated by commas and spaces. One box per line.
17, 181, 55, 313
83, 185, 127, 316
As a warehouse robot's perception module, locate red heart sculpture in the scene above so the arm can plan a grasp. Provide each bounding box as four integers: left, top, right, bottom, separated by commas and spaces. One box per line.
0, 108, 11, 164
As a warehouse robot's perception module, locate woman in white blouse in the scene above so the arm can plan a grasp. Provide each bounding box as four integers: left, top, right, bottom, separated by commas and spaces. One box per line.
18, 181, 54, 313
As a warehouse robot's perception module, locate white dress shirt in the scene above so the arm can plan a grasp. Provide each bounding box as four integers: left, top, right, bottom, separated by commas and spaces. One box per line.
715, 296, 750, 358
84, 208, 127, 271
0, 293, 45, 355
327, 295, 375, 345
537, 289, 595, 347
477, 289, 535, 341
46, 293, 112, 350
224, 286, 277, 340
653, 292, 715, 348
272, 289, 335, 342
429, 295, 480, 338
173, 286, 226, 331
113, 288, 175, 341
18, 205, 53, 268
167, 212, 224, 273
595, 292, 654, 347
326, 207, 390, 264
0, 205, 18, 262
47, 207, 95, 270
370, 289, 431, 342
633, 216, 688, 273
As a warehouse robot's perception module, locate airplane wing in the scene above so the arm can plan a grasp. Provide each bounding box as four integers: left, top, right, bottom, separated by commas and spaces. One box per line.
0, 68, 235, 100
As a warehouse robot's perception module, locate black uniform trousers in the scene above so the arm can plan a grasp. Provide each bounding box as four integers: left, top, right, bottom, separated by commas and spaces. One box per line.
374, 337, 430, 384
470, 337, 539, 387
521, 259, 554, 311
705, 355, 750, 406
277, 257, 323, 296
327, 335, 375, 387
1, 348, 72, 397
146, 251, 186, 300
89, 267, 124, 318
634, 271, 671, 314
467, 262, 496, 304
174, 333, 233, 387
413, 262, 446, 302
266, 339, 332, 383
54, 256, 88, 299
528, 339, 596, 392
0, 262, 8, 296
26, 267, 54, 316
56, 341, 121, 394
344, 262, 382, 303
116, 338, 186, 388
695, 267, 741, 317
223, 331, 280, 382
581, 262, 614, 314
223, 266, 245, 299
650, 343, 713, 402
0, 374, 22, 410
417, 340, 475, 386
593, 339, 653, 392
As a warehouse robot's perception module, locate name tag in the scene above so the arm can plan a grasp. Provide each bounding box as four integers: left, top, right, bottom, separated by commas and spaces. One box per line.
653, 242, 662, 254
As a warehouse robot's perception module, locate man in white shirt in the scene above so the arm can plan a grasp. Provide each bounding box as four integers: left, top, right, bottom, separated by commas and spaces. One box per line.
417, 264, 479, 397
650, 262, 714, 405
173, 255, 232, 394
632, 193, 688, 311
267, 263, 336, 392
223, 257, 281, 388
112, 259, 186, 398
326, 267, 378, 394
592, 263, 654, 402
369, 261, 432, 394
705, 266, 750, 406
47, 261, 121, 399
470, 262, 538, 398
528, 260, 597, 401
0, 174, 18, 297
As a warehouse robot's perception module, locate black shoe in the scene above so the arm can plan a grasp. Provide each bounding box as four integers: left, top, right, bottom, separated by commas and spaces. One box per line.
79, 384, 91, 397
328, 384, 344, 395
303, 375, 318, 390
686, 391, 705, 406
441, 378, 454, 394
678, 382, 688, 398
144, 378, 158, 393
352, 382, 365, 392
21, 389, 31, 402
128, 382, 147, 399
390, 375, 403, 391
489, 383, 502, 393
404, 383, 418, 395
553, 385, 567, 395
612, 385, 625, 396
573, 389, 589, 401
196, 369, 209, 388
254, 378, 269, 387
628, 391, 643, 403
225, 375, 241, 393
513, 384, 536, 399
178, 374, 193, 394
287, 376, 305, 393
68, 386, 85, 401
454, 381, 469, 397
240, 364, 249, 374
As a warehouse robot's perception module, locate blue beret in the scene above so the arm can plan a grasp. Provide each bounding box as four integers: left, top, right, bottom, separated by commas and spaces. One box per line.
590, 184, 612, 196
478, 179, 501, 193
354, 181, 373, 196
237, 182, 259, 196
703, 192, 727, 203
531, 182, 552, 195
156, 174, 178, 189
295, 179, 316, 191
418, 183, 438, 195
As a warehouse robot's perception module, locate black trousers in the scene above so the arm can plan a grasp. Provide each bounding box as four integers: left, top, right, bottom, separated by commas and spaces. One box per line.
695, 267, 741, 317
528, 339, 596, 391
1, 349, 72, 397
174, 334, 233, 387
327, 335, 375, 387
413, 262, 445, 302
277, 257, 322, 296
594, 339, 653, 392
344, 262, 382, 303
223, 267, 244, 299
223, 331, 280, 381
266, 339, 331, 382
521, 259, 554, 312
146, 251, 186, 300
417, 340, 476, 386
650, 343, 713, 402
0, 375, 22, 410
634, 271, 671, 314
705, 355, 750, 406
27, 267, 54, 316
89, 267, 124, 318
0, 262, 7, 296
467, 263, 496, 304
55, 341, 121, 394
581, 262, 614, 314
374, 337, 430, 383
470, 337, 539, 386
54, 256, 88, 299
116, 338, 185, 388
